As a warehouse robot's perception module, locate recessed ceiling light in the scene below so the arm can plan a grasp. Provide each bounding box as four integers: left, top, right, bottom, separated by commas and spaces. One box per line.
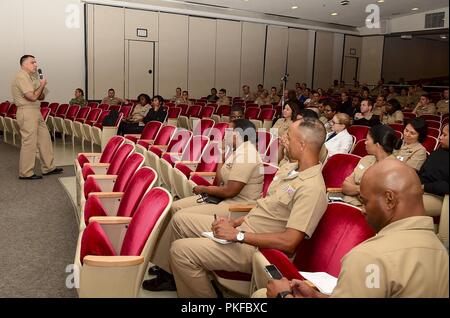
377, 0, 384, 3
291, 6, 298, 9
331, 12, 338, 16
440, 35, 447, 39
411, 7, 419, 11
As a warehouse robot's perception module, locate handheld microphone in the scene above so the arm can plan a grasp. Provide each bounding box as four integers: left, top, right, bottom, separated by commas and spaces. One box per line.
38, 69, 43, 79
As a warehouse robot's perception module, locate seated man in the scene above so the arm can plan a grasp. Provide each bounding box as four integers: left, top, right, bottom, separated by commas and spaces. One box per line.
413, 93, 436, 116
217, 88, 230, 107
436, 89, 449, 115
206, 88, 219, 103
147, 118, 328, 297
101, 88, 126, 105
256, 160, 449, 298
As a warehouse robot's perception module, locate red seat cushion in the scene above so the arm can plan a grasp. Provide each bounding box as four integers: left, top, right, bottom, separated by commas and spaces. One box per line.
80, 222, 116, 264
120, 188, 170, 256
82, 165, 95, 180
84, 195, 109, 225
137, 140, 151, 149
125, 135, 139, 143
149, 146, 163, 157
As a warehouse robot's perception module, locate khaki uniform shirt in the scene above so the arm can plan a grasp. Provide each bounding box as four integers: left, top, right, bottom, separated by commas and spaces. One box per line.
272, 118, 292, 138
406, 94, 419, 109
130, 104, 150, 118
11, 69, 40, 108
270, 95, 280, 105
394, 142, 427, 171
373, 103, 386, 116
415, 103, 436, 116
255, 96, 271, 106
217, 96, 230, 107
396, 95, 408, 109
241, 163, 327, 237
242, 92, 257, 102
436, 99, 449, 114
331, 216, 449, 298
172, 95, 183, 104
221, 141, 263, 204
382, 110, 404, 125
343, 155, 397, 207
102, 97, 121, 105
69, 97, 87, 107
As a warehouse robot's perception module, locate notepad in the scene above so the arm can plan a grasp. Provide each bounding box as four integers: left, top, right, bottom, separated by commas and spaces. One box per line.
299, 271, 338, 295
201, 232, 232, 245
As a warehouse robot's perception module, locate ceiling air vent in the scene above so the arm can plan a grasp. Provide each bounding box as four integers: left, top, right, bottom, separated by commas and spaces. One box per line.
425, 12, 445, 29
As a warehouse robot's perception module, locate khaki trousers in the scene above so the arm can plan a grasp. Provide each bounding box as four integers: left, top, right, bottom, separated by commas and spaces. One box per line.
169, 212, 256, 297
150, 195, 233, 272
16, 107, 55, 177
423, 193, 444, 217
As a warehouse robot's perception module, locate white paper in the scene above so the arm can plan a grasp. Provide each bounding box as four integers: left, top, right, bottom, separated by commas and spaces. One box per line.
201, 232, 232, 245
299, 271, 338, 295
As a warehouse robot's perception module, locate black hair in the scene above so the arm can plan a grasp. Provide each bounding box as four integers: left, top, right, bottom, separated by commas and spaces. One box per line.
231, 119, 256, 144
20, 55, 35, 65
152, 95, 164, 106
387, 99, 402, 112
76, 88, 84, 96
368, 124, 402, 154
219, 88, 226, 94
287, 90, 297, 101
298, 108, 319, 120
285, 101, 301, 121
407, 117, 428, 143
231, 105, 244, 114
322, 99, 337, 112
137, 93, 151, 105
108, 88, 115, 92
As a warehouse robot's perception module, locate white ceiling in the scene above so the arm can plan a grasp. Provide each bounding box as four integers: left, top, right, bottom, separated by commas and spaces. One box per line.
172, 0, 449, 27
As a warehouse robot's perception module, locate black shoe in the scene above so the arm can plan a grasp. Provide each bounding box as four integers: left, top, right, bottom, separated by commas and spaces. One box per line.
142, 274, 176, 292
19, 174, 42, 180
148, 265, 163, 276
43, 167, 64, 176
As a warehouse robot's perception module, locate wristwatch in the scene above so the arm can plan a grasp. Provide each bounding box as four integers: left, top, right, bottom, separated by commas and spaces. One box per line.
276, 291, 293, 298
236, 231, 245, 243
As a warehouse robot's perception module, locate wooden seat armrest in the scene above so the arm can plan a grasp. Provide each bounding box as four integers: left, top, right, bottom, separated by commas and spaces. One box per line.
87, 175, 118, 180
124, 134, 141, 139
85, 163, 110, 168
88, 216, 132, 224
327, 188, 343, 193
228, 204, 256, 213
87, 192, 124, 198
78, 152, 102, 157
83, 255, 144, 267
190, 172, 216, 177
176, 160, 199, 165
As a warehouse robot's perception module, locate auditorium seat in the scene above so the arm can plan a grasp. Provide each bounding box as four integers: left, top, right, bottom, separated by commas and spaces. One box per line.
81, 166, 156, 228
322, 153, 361, 191
211, 105, 231, 123
244, 107, 260, 120
136, 124, 176, 153
189, 106, 215, 130
422, 135, 439, 153
251, 108, 276, 130
65, 106, 90, 145
125, 121, 162, 144
251, 202, 375, 291
75, 187, 172, 297
178, 105, 201, 129
420, 114, 441, 122
351, 139, 368, 157
192, 118, 215, 136
347, 125, 369, 143
205, 122, 229, 142
426, 120, 442, 130
257, 130, 273, 157
166, 107, 181, 126
90, 112, 124, 149
427, 127, 441, 139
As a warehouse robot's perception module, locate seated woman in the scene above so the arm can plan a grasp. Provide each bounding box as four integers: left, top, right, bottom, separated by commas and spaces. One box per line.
69, 88, 87, 107
381, 98, 404, 125
319, 99, 337, 134
118, 93, 151, 135
324, 113, 353, 159
394, 117, 428, 171
419, 124, 449, 217
273, 101, 300, 138
342, 125, 401, 207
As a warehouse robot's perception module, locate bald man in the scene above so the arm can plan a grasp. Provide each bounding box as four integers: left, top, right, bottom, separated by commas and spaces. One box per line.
159, 118, 328, 297
259, 160, 449, 298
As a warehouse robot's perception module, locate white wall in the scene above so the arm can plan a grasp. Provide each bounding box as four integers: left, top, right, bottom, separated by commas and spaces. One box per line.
0, 0, 84, 102
389, 7, 449, 33
359, 36, 384, 86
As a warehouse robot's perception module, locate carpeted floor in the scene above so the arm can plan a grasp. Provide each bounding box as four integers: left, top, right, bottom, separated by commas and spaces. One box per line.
0, 141, 78, 297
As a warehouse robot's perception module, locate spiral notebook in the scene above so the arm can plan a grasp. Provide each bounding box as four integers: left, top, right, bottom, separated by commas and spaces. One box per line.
201, 232, 232, 245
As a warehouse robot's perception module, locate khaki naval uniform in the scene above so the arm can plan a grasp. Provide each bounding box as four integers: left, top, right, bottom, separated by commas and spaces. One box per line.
128, 104, 150, 121
217, 96, 230, 107
272, 118, 292, 138
381, 110, 404, 125
331, 217, 449, 298
101, 97, 121, 106
394, 142, 427, 171
167, 163, 327, 297
151, 141, 263, 271
415, 103, 437, 116
436, 99, 449, 115
242, 92, 257, 102
11, 70, 55, 177
343, 155, 397, 207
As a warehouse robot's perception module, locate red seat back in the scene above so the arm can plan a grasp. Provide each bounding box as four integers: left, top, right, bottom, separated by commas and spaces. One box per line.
422, 136, 439, 153
109, 105, 121, 112
257, 130, 272, 156
426, 120, 441, 130
6, 104, 17, 118
94, 110, 110, 126
40, 101, 49, 108
262, 163, 278, 197
84, 108, 102, 125
113, 153, 145, 192
141, 121, 162, 140
200, 106, 215, 118
65, 105, 80, 120
347, 125, 369, 143
40, 107, 51, 121
181, 135, 209, 161
194, 142, 220, 174
178, 104, 189, 116
322, 154, 361, 188
48, 103, 59, 116
208, 122, 229, 141
98, 104, 110, 111
0, 102, 10, 116
261, 202, 374, 279
186, 105, 201, 118
166, 130, 193, 154
87, 102, 98, 108
153, 125, 176, 146
389, 123, 404, 133
75, 106, 91, 121
167, 107, 181, 119
351, 139, 368, 157
55, 104, 69, 117
120, 188, 171, 256
215, 105, 231, 116
106, 143, 134, 175
259, 108, 275, 121
420, 114, 441, 122
403, 112, 415, 120
192, 119, 215, 136
245, 107, 260, 120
